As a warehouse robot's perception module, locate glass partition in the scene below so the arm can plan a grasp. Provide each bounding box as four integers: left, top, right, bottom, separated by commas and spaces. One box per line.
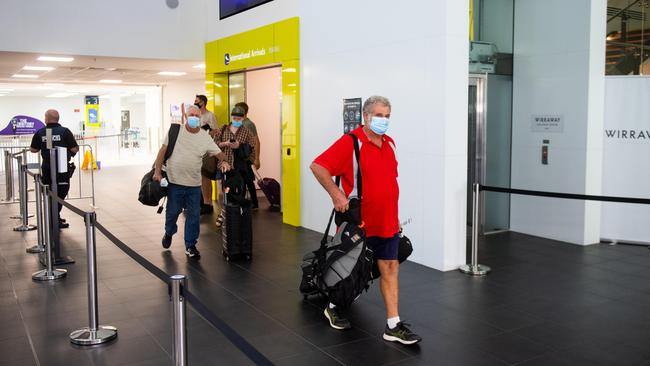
607, 0, 650, 75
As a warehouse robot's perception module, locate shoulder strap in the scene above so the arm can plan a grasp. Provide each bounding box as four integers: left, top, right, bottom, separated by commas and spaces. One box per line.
319, 175, 342, 246
320, 134, 362, 248
163, 124, 181, 164
348, 133, 362, 199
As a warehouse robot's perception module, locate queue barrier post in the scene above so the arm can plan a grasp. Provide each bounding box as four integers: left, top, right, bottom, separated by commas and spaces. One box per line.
459, 183, 491, 276
13, 155, 36, 231
32, 185, 67, 281
3, 150, 13, 202
69, 211, 117, 345
26, 173, 45, 254
170, 275, 188, 366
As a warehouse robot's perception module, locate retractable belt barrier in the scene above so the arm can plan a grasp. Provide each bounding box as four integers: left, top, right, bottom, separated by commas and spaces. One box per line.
459, 183, 650, 277
44, 192, 272, 365
480, 185, 650, 205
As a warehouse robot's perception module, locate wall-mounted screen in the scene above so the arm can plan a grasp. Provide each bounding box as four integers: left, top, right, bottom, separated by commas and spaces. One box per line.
220, 0, 273, 20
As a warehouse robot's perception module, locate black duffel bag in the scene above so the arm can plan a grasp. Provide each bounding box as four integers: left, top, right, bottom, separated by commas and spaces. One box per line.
138, 124, 180, 207
370, 231, 414, 279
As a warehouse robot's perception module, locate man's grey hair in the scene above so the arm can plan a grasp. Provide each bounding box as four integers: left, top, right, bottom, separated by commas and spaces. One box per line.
362, 95, 391, 114
186, 104, 200, 115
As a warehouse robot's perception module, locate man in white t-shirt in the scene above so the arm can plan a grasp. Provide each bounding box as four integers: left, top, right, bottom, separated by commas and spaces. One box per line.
153, 105, 229, 258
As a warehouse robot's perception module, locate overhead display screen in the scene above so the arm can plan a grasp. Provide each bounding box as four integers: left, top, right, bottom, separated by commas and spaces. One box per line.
220, 0, 273, 20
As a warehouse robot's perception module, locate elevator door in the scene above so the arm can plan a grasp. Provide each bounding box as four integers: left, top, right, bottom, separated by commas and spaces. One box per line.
467, 74, 512, 233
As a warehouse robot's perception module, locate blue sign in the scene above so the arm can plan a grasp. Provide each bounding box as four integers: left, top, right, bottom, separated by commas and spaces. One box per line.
0, 115, 46, 135
224, 53, 230, 65
88, 108, 98, 123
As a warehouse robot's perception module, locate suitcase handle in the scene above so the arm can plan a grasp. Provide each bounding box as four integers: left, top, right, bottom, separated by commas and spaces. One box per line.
251, 165, 262, 182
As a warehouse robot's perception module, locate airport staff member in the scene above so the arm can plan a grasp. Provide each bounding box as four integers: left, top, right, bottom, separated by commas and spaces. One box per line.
310, 96, 421, 345
30, 109, 79, 229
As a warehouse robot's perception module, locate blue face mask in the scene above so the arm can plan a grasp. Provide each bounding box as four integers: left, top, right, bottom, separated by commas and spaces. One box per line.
187, 116, 200, 128
232, 120, 243, 128
369, 116, 389, 135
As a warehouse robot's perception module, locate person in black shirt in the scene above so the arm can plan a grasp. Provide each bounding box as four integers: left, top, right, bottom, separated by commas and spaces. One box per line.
29, 109, 79, 228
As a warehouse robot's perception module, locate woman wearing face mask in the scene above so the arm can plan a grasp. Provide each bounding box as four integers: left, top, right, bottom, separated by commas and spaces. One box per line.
213, 105, 257, 227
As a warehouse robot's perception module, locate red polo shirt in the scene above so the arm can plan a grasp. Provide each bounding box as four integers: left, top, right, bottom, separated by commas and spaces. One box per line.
313, 127, 399, 238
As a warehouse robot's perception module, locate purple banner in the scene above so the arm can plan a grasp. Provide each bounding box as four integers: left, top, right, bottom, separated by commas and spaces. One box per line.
0, 115, 46, 135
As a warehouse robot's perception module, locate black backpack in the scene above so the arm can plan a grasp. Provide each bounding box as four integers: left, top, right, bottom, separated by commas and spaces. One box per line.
138, 124, 180, 207
300, 134, 374, 308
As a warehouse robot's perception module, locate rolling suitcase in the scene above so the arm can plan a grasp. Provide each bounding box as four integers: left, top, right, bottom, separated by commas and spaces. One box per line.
221, 172, 253, 261
252, 167, 281, 211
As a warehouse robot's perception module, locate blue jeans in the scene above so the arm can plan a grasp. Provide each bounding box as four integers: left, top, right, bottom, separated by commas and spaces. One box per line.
165, 183, 201, 249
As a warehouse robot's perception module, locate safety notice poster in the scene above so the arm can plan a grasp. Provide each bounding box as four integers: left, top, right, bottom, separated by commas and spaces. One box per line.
343, 98, 362, 133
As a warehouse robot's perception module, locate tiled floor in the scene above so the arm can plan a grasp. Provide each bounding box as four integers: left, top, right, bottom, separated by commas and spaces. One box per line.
1, 165, 650, 365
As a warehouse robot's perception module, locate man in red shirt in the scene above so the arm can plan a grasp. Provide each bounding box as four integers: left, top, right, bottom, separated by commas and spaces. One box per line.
310, 96, 421, 345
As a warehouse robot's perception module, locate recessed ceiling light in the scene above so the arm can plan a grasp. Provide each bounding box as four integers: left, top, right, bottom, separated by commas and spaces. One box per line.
104, 68, 117, 71
193, 64, 206, 69
23, 66, 55, 71
36, 86, 54, 90
43, 83, 64, 87
0, 88, 14, 91
157, 71, 187, 76
12, 74, 39, 79
46, 92, 77, 98
99, 79, 122, 84
38, 56, 74, 62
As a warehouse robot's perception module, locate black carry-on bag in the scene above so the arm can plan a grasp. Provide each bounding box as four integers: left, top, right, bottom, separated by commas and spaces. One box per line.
299, 209, 374, 307
221, 171, 253, 261
138, 123, 180, 208
299, 134, 374, 307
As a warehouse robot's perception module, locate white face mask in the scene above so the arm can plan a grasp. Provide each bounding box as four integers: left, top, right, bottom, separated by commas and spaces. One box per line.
369, 116, 389, 135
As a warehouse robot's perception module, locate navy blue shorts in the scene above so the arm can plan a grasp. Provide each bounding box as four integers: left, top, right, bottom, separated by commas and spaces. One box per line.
367, 234, 400, 260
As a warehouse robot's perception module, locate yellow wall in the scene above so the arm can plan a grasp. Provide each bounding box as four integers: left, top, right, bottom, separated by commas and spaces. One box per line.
205, 17, 301, 226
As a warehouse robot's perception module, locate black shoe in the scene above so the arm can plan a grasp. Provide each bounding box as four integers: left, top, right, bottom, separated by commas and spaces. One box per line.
185, 246, 200, 258
59, 220, 69, 229
200, 204, 214, 215
161, 234, 172, 249
383, 322, 422, 345
324, 307, 351, 330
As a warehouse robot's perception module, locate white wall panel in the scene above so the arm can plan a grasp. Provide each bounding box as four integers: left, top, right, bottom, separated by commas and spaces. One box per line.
511, 0, 606, 245
300, 0, 469, 270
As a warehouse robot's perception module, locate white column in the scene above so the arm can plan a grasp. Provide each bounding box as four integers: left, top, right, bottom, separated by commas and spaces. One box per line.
510, 0, 607, 245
